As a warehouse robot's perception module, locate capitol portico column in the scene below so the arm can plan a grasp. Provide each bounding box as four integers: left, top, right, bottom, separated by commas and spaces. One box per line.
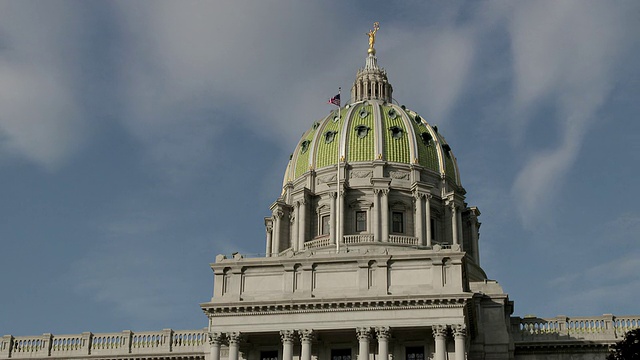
432, 325, 447, 360
356, 327, 371, 360
453, 325, 466, 360
375, 327, 390, 360
208, 332, 224, 360
425, 194, 432, 247
280, 330, 296, 360
227, 332, 242, 360
299, 330, 314, 360
381, 189, 389, 242
373, 189, 381, 241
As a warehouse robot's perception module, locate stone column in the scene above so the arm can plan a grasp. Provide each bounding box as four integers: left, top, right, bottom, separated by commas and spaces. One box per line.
280, 330, 296, 360
413, 192, 424, 246
453, 325, 466, 360
265, 222, 273, 257
381, 189, 389, 242
425, 194, 432, 247
298, 198, 307, 250
330, 192, 337, 245
450, 204, 459, 245
373, 189, 381, 241
227, 332, 242, 360
375, 327, 390, 360
208, 332, 224, 360
299, 330, 314, 360
338, 187, 345, 245
356, 327, 371, 360
432, 325, 447, 360
273, 212, 282, 254
291, 204, 299, 252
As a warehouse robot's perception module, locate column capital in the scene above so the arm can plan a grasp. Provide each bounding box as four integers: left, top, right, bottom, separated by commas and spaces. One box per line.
453, 324, 466, 338
375, 326, 390, 340
208, 332, 224, 345
280, 330, 296, 344
356, 327, 372, 340
227, 332, 242, 345
299, 329, 315, 342
432, 325, 448, 339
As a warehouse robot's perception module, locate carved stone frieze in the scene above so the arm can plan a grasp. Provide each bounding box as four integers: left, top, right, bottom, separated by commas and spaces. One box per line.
389, 171, 409, 180
317, 174, 337, 184
350, 170, 372, 179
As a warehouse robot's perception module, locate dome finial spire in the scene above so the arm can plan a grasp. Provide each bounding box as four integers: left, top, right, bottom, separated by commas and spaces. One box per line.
366, 22, 380, 55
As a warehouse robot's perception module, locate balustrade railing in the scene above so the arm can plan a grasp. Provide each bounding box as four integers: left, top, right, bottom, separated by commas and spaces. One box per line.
388, 235, 418, 245
343, 234, 375, 244
0, 329, 207, 359
305, 236, 331, 249
511, 315, 640, 342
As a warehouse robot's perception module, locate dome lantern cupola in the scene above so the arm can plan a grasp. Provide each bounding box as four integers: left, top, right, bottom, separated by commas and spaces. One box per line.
351, 22, 393, 103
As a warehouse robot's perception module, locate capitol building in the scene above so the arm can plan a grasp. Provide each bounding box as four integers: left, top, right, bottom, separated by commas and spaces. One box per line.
1, 26, 638, 360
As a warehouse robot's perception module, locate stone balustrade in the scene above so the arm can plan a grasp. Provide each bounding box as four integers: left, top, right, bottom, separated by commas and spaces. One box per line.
343, 234, 375, 244
388, 235, 418, 246
511, 315, 640, 342
305, 236, 331, 249
0, 329, 207, 359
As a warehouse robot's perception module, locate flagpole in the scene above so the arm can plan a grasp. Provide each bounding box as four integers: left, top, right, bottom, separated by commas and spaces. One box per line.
336, 87, 341, 254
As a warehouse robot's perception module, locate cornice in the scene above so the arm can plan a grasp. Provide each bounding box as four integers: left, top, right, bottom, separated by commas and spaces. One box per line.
203, 295, 472, 317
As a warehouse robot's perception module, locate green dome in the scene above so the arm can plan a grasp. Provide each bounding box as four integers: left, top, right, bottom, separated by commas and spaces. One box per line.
284, 100, 461, 187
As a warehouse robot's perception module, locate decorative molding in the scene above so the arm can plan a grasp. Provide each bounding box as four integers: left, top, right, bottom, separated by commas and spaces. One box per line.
432, 325, 448, 339
206, 297, 469, 317
389, 171, 409, 180
317, 174, 337, 184
375, 326, 390, 340
280, 330, 296, 344
350, 170, 372, 179
453, 324, 466, 338
356, 327, 371, 340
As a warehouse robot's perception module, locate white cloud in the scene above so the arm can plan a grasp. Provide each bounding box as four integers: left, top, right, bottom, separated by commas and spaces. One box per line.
506, 0, 629, 227
0, 2, 88, 170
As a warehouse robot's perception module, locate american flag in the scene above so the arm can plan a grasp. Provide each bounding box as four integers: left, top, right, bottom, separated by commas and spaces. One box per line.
328, 93, 340, 107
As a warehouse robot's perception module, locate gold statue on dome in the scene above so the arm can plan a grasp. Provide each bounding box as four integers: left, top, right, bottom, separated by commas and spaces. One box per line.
366, 22, 380, 54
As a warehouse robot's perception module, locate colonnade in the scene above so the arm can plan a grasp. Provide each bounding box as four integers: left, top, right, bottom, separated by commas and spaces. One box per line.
208, 325, 466, 360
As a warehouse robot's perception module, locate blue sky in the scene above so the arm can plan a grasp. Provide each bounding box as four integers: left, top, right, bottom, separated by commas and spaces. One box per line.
1, 1, 639, 336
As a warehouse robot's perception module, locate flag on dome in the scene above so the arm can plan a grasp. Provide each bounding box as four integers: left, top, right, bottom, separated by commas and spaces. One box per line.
328, 93, 340, 107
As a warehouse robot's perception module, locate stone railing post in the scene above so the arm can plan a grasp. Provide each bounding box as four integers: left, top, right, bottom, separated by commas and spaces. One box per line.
603, 314, 616, 338
43, 333, 53, 356
123, 330, 133, 353
163, 329, 173, 352
555, 316, 569, 337
1, 335, 13, 358
82, 332, 93, 355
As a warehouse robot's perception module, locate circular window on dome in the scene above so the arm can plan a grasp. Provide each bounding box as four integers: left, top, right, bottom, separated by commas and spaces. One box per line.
324, 130, 338, 144
388, 108, 397, 119
300, 140, 311, 153
359, 108, 369, 118
355, 125, 370, 139
389, 126, 403, 140
420, 132, 432, 145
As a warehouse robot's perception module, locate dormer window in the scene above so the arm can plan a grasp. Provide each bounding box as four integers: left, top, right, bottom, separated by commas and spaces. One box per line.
389, 126, 403, 140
